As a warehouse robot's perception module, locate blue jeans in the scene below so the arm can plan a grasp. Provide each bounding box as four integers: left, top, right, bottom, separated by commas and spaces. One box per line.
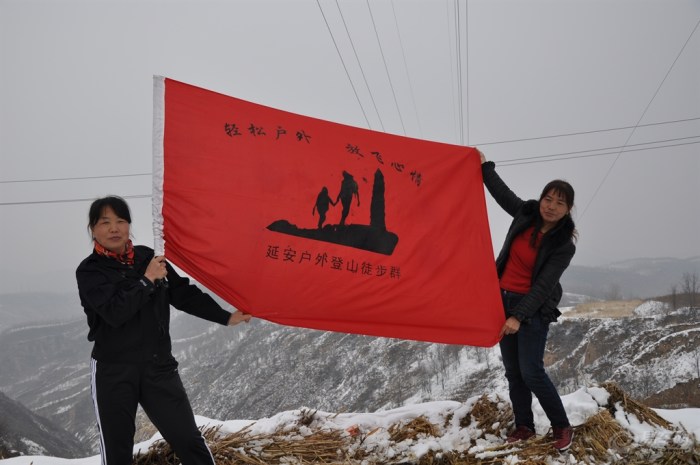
499, 290, 570, 430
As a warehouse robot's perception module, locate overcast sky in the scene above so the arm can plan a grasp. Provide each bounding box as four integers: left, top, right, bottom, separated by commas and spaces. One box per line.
1, 0, 699, 294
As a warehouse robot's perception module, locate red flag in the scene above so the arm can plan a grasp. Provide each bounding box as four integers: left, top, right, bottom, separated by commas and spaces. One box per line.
152, 77, 504, 346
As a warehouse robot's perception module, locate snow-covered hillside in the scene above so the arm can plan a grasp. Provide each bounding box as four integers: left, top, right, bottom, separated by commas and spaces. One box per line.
1, 299, 698, 456
1, 385, 698, 465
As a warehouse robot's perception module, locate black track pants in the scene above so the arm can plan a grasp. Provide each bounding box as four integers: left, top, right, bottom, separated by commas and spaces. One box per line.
90, 357, 215, 465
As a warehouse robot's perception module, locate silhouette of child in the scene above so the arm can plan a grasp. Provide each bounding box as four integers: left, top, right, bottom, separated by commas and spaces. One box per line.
312, 186, 336, 229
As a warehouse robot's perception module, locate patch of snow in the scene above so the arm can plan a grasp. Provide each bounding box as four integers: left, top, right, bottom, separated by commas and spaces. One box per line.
633, 300, 668, 317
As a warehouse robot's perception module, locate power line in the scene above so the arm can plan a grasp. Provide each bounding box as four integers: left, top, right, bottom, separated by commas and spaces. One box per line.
1, 129, 695, 185
580, 17, 700, 220
464, 0, 470, 145
367, 0, 406, 135
0, 194, 151, 207
315, 0, 371, 129
498, 135, 700, 164
335, 0, 385, 131
499, 140, 700, 167
391, 0, 423, 137
0, 172, 151, 184
3, 117, 694, 184
455, 0, 464, 145
474, 116, 700, 146
445, 0, 459, 143
3, 139, 695, 205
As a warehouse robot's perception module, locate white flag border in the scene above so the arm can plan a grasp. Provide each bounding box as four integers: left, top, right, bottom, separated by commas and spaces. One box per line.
152, 75, 166, 255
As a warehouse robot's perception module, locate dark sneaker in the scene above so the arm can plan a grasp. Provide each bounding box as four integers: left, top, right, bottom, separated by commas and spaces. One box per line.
506, 425, 536, 443
553, 426, 574, 451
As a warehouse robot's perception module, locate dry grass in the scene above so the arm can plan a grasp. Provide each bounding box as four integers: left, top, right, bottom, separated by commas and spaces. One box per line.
564, 299, 643, 319
602, 382, 671, 428
569, 409, 631, 463
134, 424, 351, 465
388, 416, 439, 443
131, 384, 699, 465
459, 394, 513, 437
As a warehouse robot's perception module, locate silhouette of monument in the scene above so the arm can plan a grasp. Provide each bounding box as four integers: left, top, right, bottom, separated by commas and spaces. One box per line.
370, 169, 386, 230
267, 169, 399, 255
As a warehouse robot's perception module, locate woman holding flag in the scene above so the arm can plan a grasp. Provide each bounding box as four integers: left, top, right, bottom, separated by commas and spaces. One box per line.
479, 151, 576, 452
76, 195, 251, 465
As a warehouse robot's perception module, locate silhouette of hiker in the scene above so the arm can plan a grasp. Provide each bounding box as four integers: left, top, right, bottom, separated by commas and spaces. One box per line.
335, 171, 360, 226
312, 186, 336, 229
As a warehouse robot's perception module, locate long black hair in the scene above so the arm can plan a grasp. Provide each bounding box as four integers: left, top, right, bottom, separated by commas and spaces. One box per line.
530, 180, 577, 246
540, 180, 575, 210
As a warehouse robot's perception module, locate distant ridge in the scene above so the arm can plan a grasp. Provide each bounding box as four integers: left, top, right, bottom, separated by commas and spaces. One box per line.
0, 390, 90, 459
563, 256, 699, 299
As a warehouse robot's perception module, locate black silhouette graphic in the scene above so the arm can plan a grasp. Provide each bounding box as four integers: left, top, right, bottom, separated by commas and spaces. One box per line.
312, 187, 337, 229
267, 169, 399, 255
336, 171, 360, 226
370, 170, 386, 230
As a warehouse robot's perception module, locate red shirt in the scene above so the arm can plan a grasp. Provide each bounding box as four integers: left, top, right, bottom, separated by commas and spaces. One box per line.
500, 226, 542, 294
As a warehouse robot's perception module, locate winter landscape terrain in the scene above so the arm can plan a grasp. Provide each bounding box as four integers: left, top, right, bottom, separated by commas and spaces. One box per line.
0, 258, 698, 464
1, 385, 699, 465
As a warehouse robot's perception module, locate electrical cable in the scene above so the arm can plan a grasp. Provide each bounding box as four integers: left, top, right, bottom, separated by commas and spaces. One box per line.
335, 0, 385, 131
455, 0, 464, 145
498, 140, 700, 167
464, 0, 469, 145
391, 0, 423, 137
0, 194, 152, 207
0, 172, 151, 184
498, 135, 700, 164
474, 117, 700, 146
2, 138, 695, 205
1, 128, 695, 185
315, 0, 371, 129
579, 17, 700, 220
445, 0, 459, 142
367, 0, 406, 135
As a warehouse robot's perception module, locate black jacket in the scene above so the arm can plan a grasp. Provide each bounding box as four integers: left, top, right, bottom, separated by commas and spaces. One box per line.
76, 245, 231, 363
482, 161, 576, 323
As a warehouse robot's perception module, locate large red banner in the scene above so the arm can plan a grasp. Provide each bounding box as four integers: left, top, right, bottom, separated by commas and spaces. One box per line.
152, 77, 503, 346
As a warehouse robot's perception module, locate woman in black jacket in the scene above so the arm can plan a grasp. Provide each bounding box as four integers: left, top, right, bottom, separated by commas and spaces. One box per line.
76, 196, 251, 465
479, 151, 576, 452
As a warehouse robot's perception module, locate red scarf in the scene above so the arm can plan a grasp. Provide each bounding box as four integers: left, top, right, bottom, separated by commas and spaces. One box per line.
94, 239, 135, 265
